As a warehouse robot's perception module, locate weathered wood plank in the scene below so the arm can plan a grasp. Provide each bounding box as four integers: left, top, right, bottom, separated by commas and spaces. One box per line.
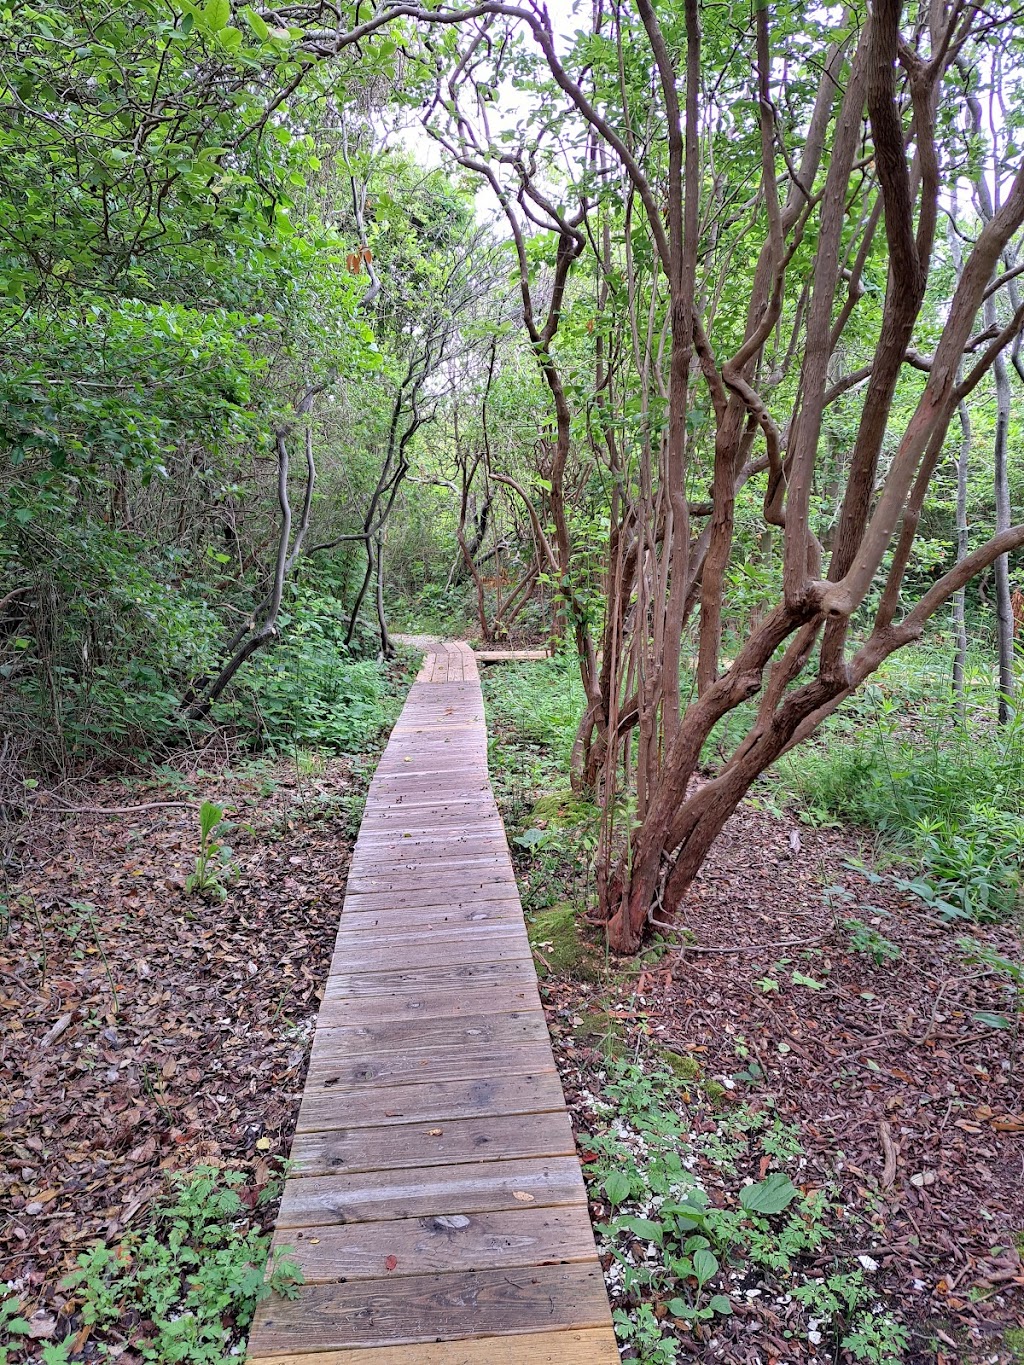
248, 1326, 621, 1365
248, 1263, 612, 1354
315, 983, 543, 1028
304, 1039, 555, 1091
328, 934, 531, 975
276, 1155, 587, 1226
287, 1110, 578, 1177
334, 902, 524, 933
311, 1010, 551, 1057
275, 1204, 598, 1281
323, 959, 537, 997
295, 1069, 567, 1133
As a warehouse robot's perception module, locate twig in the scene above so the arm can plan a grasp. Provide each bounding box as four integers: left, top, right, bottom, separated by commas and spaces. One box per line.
47, 801, 195, 815
666, 933, 829, 954
879, 1118, 898, 1188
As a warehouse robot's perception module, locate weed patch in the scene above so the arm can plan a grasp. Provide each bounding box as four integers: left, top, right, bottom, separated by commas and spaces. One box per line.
0, 1167, 300, 1364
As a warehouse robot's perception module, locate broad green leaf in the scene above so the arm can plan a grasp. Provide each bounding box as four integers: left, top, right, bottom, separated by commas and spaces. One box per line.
199, 801, 224, 841
708, 1295, 733, 1315
615, 1215, 663, 1245
973, 1010, 1013, 1029
692, 1247, 718, 1285
243, 6, 270, 39
603, 1171, 630, 1206
739, 1173, 798, 1215
203, 0, 231, 32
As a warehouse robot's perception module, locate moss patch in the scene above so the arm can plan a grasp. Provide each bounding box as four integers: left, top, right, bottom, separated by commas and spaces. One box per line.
527, 901, 602, 980
658, 1047, 702, 1081
576, 1006, 628, 1059
1004, 1327, 1024, 1363
530, 790, 598, 829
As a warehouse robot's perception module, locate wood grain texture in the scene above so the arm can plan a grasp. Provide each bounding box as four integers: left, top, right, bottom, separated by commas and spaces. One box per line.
249, 1263, 611, 1353
276, 1155, 587, 1227
315, 983, 543, 1029
311, 1010, 549, 1057
287, 1110, 579, 1177
274, 1205, 598, 1281
296, 1069, 568, 1133
248, 1326, 621, 1365
246, 643, 612, 1362
304, 1040, 554, 1092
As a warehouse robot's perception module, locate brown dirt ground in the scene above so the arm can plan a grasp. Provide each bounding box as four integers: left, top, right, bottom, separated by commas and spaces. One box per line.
1, 754, 363, 1352
531, 799, 1024, 1364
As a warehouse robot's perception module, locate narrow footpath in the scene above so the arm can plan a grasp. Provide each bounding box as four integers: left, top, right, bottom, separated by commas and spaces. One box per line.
246, 641, 617, 1364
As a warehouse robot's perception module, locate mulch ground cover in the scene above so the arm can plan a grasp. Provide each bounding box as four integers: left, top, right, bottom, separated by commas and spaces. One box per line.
1, 753, 365, 1348
529, 800, 1024, 1363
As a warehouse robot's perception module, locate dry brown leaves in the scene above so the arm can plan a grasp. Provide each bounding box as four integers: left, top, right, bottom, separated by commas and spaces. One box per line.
535, 800, 1024, 1363
1, 756, 366, 1305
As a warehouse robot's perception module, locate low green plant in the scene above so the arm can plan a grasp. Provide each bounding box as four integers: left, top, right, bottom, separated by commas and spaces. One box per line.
795, 1270, 910, 1363
959, 937, 1024, 1031
774, 664, 1024, 922
63, 1167, 298, 1364
583, 1054, 914, 1360
842, 918, 901, 966
185, 802, 234, 902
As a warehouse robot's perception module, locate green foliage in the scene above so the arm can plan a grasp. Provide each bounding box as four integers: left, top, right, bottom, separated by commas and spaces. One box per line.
185, 802, 234, 901
776, 664, 1024, 922
216, 591, 393, 752
959, 937, 1024, 1030
842, 918, 901, 966
583, 1054, 911, 1361
0, 1167, 301, 1365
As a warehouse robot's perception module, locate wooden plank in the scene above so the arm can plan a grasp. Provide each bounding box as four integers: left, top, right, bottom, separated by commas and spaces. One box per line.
247, 1263, 612, 1354
287, 1111, 578, 1177
276, 1155, 588, 1226
340, 882, 522, 912
328, 934, 531, 975
274, 1204, 598, 1281
335, 902, 524, 933
311, 1011, 551, 1057
315, 984, 543, 1028
304, 1040, 555, 1092
296, 1069, 567, 1132
323, 959, 537, 997
248, 1327, 621, 1365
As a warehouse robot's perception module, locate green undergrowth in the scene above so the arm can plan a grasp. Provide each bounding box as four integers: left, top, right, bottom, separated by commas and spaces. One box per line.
0, 1166, 301, 1364
771, 647, 1024, 923
583, 1054, 911, 1364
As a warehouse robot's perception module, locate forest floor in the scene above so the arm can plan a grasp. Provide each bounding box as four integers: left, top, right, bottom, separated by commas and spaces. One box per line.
534, 807, 1024, 1364
2, 651, 1023, 1365
484, 668, 1024, 1365
0, 750, 362, 1354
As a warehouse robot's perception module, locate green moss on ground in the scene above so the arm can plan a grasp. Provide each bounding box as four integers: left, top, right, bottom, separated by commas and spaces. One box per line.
657, 1047, 702, 1081
527, 901, 602, 981
1004, 1327, 1024, 1362
530, 790, 598, 828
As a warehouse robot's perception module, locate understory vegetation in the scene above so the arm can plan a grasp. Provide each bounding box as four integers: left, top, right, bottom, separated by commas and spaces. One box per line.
484, 653, 1024, 1362
4, 0, 1024, 1360
1, 1169, 299, 1365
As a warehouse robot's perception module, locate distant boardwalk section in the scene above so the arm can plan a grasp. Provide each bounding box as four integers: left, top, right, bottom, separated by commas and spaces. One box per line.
246, 641, 618, 1363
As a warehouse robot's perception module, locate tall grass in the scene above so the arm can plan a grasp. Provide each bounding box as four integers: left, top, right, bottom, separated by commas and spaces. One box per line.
775, 646, 1024, 921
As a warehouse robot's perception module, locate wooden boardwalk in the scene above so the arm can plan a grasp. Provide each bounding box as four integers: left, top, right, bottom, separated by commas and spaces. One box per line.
247, 641, 617, 1364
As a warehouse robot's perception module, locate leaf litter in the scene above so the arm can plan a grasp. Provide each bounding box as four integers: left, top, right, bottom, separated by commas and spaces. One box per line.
1, 752, 368, 1346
